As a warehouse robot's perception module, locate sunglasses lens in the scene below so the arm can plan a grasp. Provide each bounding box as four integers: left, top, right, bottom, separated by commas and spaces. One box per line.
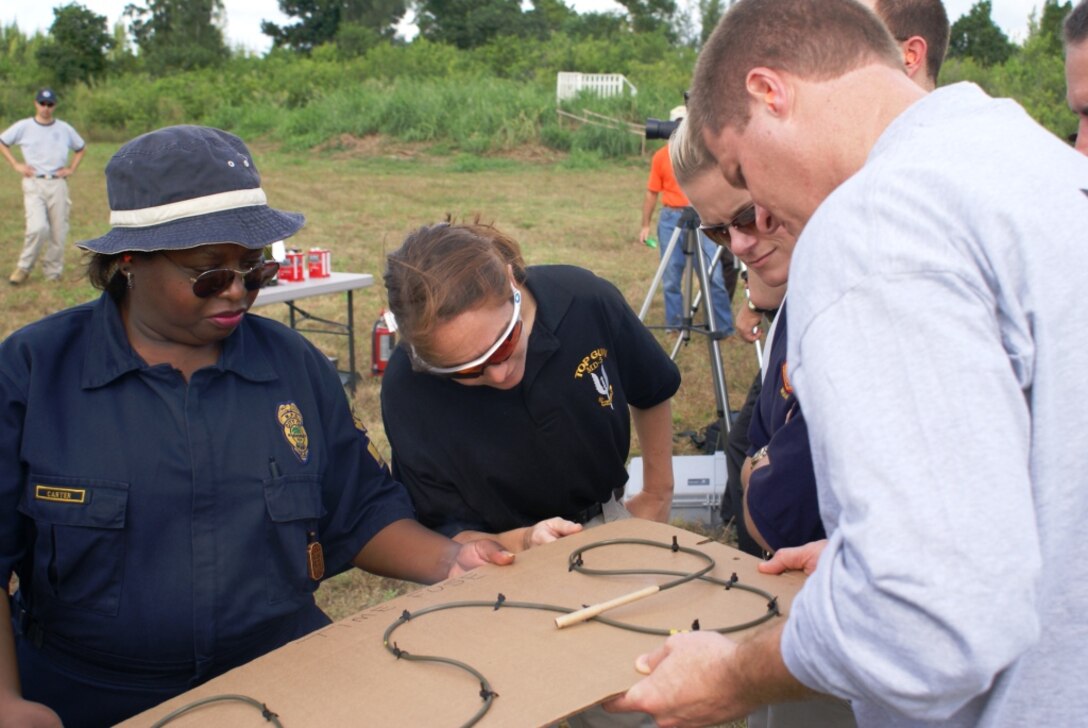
701, 225, 732, 247
191, 262, 278, 297
447, 319, 523, 379
732, 205, 758, 232
244, 261, 279, 291
191, 269, 235, 298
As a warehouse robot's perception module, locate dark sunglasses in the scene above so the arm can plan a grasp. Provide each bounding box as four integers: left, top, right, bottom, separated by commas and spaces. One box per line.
698, 203, 758, 247
37, 102, 55, 107
162, 255, 279, 298
417, 286, 524, 379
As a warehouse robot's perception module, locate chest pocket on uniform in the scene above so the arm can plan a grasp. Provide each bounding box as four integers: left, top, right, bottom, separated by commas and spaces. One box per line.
263, 473, 325, 604
18, 476, 129, 616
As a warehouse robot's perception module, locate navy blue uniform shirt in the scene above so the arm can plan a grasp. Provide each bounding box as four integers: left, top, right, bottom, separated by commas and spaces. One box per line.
745, 303, 825, 550
381, 265, 681, 536
0, 293, 415, 711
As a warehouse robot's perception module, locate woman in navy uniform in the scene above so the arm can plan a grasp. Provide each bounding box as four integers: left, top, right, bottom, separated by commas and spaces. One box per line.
0, 126, 511, 727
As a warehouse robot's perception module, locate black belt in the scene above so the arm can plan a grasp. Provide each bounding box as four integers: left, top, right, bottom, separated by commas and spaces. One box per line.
572, 487, 625, 524
34, 174, 59, 179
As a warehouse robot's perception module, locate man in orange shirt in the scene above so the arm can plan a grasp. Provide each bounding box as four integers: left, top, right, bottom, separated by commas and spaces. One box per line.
639, 106, 735, 335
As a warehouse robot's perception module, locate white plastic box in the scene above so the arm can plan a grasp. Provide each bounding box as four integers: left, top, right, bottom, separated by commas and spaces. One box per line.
625, 452, 727, 527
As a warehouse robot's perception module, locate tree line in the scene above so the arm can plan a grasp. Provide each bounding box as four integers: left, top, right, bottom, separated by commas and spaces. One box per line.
0, 0, 1076, 153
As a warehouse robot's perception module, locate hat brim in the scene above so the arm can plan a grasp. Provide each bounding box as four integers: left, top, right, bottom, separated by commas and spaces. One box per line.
77, 205, 305, 255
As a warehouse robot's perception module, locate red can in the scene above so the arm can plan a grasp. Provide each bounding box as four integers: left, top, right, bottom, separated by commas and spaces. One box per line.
308, 248, 331, 278
279, 251, 305, 282
371, 310, 395, 376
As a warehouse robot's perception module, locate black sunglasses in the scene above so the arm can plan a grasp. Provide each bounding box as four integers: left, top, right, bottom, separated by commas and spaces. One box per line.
162, 254, 280, 298
698, 204, 758, 247
37, 101, 55, 107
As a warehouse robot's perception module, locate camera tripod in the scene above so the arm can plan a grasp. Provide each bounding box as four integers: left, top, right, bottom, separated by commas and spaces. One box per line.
638, 206, 732, 448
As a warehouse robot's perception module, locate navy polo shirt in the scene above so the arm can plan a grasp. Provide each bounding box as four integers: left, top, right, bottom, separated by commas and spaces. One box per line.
0, 293, 415, 687
381, 265, 681, 536
745, 304, 826, 550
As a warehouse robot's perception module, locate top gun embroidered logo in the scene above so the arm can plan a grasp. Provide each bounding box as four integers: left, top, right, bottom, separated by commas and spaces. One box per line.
574, 347, 614, 409
277, 402, 310, 463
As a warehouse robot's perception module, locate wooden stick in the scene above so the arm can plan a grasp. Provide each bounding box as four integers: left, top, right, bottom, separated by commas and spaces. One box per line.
554, 585, 661, 629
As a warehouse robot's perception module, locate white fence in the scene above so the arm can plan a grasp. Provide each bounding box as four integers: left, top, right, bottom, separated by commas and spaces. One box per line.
556, 72, 637, 102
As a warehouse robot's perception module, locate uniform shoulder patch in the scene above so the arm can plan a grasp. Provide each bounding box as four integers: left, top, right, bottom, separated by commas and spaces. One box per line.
779, 361, 793, 399
351, 406, 387, 470
277, 402, 310, 463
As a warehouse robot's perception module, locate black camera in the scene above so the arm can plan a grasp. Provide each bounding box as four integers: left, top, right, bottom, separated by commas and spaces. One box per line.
645, 118, 680, 140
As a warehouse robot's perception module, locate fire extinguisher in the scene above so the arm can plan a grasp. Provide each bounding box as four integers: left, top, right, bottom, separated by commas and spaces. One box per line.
371, 309, 396, 376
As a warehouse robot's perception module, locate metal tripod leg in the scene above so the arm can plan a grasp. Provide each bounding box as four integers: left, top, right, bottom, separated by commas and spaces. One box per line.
637, 208, 733, 443
691, 228, 731, 436
638, 223, 685, 322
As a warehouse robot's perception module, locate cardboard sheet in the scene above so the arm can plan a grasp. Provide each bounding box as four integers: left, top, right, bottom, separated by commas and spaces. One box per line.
121, 519, 805, 727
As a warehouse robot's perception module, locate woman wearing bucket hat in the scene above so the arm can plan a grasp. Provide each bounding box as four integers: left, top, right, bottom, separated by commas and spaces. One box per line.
0, 125, 512, 727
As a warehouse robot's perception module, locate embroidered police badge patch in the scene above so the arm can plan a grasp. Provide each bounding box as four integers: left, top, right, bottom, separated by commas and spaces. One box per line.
277, 402, 310, 463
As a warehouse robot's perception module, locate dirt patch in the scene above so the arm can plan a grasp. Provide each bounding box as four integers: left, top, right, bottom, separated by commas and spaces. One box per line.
319, 133, 427, 159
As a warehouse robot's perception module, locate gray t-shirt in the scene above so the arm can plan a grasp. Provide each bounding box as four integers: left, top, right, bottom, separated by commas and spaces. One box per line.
0, 117, 85, 175
782, 83, 1088, 726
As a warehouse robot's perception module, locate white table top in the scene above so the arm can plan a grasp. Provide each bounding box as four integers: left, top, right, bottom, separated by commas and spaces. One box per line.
252, 271, 374, 307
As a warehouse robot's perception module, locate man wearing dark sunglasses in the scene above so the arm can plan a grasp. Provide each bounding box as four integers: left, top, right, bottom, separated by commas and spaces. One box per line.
0, 87, 85, 285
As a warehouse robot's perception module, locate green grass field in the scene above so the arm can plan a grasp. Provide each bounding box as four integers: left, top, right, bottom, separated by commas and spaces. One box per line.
1, 139, 755, 726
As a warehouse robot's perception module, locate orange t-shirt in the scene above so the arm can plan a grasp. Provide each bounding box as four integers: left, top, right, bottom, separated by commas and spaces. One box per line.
647, 144, 690, 209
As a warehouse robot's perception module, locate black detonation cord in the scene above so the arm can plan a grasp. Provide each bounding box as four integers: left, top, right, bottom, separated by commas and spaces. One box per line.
149, 693, 284, 727
382, 537, 781, 728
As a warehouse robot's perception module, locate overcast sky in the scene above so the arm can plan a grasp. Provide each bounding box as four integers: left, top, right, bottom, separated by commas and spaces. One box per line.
4, 1, 1048, 56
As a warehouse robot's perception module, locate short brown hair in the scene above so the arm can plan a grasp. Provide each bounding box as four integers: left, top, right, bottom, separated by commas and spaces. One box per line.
874, 0, 950, 84
689, 0, 903, 136
384, 218, 527, 367
1066, 0, 1088, 46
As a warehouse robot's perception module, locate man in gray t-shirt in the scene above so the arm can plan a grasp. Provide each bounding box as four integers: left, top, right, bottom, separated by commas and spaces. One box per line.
0, 88, 86, 285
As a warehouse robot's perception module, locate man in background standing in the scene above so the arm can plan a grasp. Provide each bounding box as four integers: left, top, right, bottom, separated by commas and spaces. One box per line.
1066, 0, 1088, 153
1, 88, 85, 285
639, 105, 735, 337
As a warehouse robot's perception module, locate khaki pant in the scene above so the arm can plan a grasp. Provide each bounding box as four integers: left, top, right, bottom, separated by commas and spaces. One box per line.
17, 177, 70, 279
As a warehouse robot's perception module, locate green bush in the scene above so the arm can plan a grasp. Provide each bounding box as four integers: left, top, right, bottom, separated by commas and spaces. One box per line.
3, 20, 1072, 158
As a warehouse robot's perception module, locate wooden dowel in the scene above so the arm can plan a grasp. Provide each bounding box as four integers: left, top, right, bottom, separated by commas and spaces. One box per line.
554, 585, 661, 629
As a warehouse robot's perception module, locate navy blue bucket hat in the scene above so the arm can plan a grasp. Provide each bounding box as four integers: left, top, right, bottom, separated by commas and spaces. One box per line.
78, 125, 304, 254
